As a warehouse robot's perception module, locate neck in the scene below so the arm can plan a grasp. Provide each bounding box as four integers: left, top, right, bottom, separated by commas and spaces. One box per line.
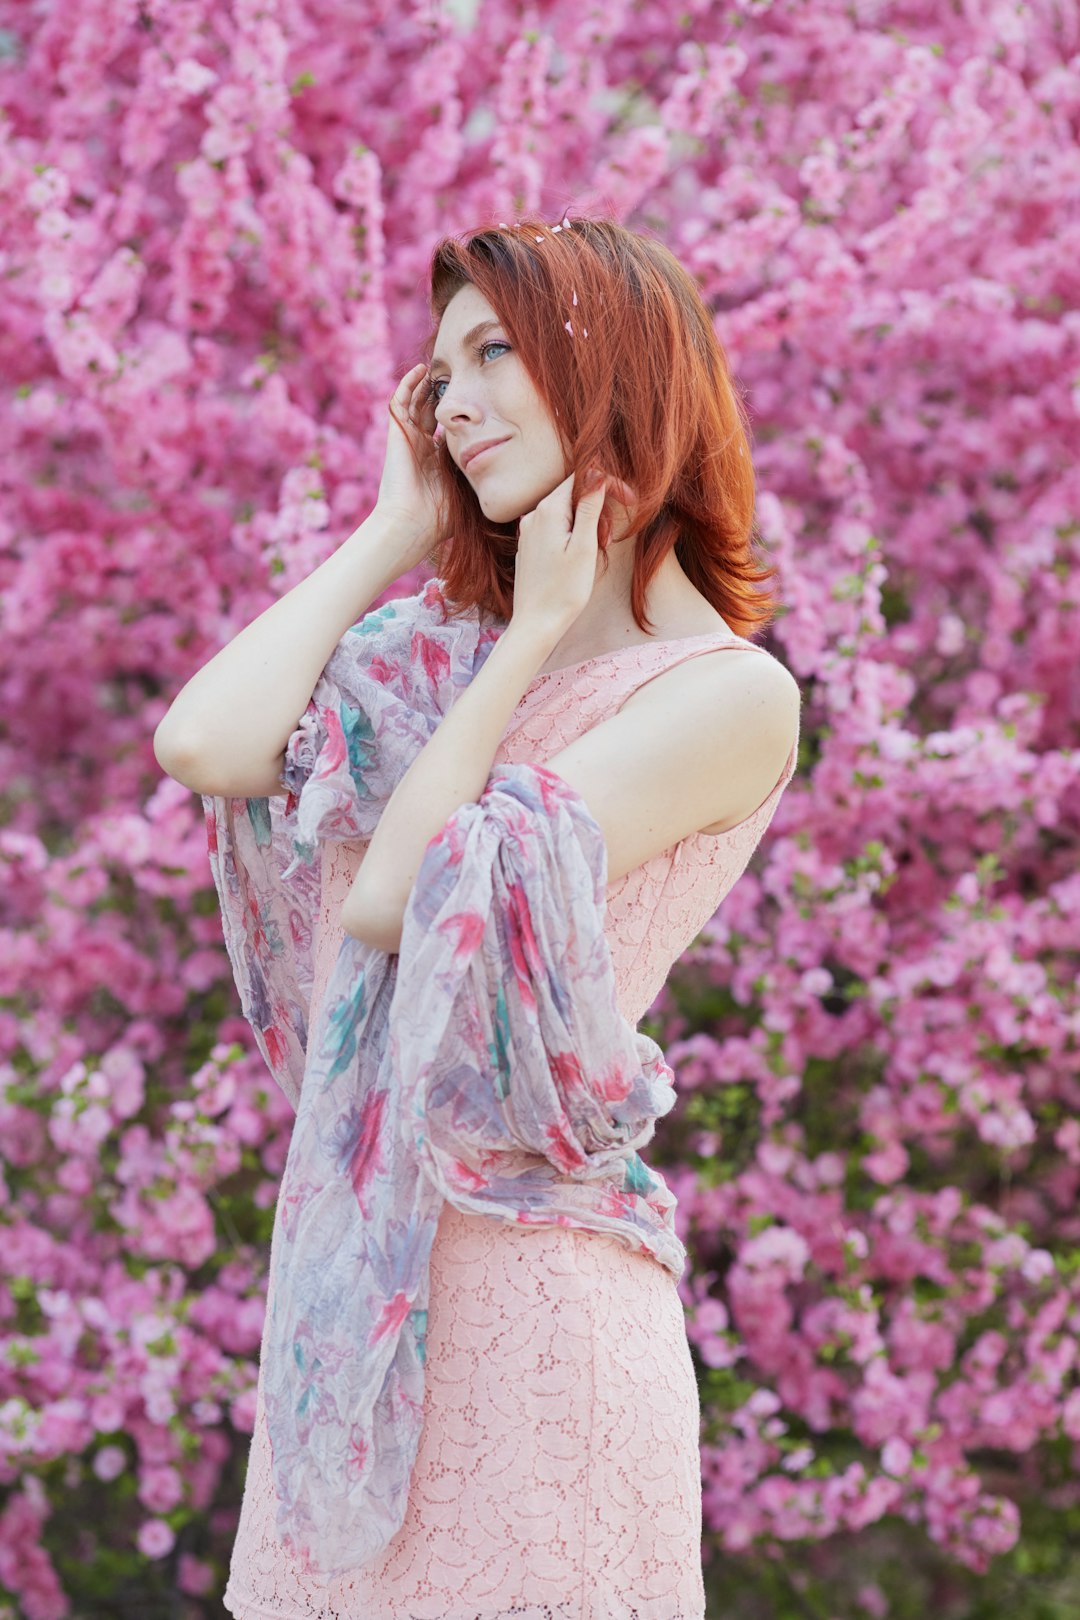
537, 530, 705, 665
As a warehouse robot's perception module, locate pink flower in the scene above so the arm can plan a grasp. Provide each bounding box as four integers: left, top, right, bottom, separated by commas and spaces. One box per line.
138, 1464, 184, 1514
177, 1552, 215, 1595
136, 1519, 175, 1559
92, 1445, 127, 1482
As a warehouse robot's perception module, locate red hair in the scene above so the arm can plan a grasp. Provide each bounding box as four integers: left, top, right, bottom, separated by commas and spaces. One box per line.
415, 215, 778, 641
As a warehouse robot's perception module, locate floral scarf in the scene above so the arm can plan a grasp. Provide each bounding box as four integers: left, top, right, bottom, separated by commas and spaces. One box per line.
201, 576, 686, 1579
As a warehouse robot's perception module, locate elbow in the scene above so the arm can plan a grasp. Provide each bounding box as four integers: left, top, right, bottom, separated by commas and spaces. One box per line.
152, 719, 287, 799
152, 720, 220, 796
340, 888, 403, 956
153, 719, 203, 790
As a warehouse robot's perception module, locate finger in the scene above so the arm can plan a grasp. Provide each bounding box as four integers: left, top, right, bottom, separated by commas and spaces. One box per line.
571, 477, 608, 531
390, 371, 421, 413
395, 363, 425, 394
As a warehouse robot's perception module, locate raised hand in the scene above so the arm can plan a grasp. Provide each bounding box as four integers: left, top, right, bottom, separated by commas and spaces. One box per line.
510, 468, 635, 637
373, 363, 446, 570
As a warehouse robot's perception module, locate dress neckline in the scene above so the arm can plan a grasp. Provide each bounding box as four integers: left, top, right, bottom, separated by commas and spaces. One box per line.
522, 626, 741, 686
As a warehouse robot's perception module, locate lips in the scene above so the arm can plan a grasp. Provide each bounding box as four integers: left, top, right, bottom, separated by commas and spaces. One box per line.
461, 437, 510, 470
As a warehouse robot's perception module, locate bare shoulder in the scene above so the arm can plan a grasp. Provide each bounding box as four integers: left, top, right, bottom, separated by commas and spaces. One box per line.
539, 641, 801, 883
622, 644, 800, 744
638, 645, 800, 834
621, 640, 800, 714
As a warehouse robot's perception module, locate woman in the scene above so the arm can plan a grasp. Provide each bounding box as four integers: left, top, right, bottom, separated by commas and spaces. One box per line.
155, 214, 800, 1619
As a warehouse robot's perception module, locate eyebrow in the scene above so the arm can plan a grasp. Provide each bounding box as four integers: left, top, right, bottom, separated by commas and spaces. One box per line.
429, 319, 503, 374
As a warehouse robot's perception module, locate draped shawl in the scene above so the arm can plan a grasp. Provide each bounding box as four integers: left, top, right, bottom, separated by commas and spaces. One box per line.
201, 575, 686, 1580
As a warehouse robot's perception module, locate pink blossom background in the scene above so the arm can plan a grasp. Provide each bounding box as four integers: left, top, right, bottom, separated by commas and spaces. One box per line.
1, 0, 1079, 1615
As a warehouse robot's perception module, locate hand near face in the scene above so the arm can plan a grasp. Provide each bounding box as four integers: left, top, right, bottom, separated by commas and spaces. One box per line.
510, 469, 638, 637
373, 363, 447, 568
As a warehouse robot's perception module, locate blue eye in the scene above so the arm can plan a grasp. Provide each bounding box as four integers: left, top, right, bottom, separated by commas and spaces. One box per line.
430, 340, 510, 401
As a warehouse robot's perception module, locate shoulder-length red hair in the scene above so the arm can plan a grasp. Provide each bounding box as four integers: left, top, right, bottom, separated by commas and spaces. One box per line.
415, 215, 778, 641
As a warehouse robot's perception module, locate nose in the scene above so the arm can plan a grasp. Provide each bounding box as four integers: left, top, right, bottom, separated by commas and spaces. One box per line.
433, 383, 483, 432
434, 390, 486, 467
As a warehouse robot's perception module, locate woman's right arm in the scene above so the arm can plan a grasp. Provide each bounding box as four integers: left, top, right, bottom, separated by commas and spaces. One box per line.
153, 508, 412, 799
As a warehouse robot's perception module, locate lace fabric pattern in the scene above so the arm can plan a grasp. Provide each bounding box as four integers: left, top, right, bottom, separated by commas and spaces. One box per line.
225, 1200, 704, 1620
223, 629, 798, 1619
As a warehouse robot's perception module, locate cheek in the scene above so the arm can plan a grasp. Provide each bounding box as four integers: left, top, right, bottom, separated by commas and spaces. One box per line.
515, 401, 568, 467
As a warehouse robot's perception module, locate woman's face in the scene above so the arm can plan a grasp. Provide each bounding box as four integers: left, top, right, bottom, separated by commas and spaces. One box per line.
429, 284, 569, 524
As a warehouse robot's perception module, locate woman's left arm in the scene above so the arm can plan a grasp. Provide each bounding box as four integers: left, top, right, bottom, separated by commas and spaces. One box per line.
343, 637, 800, 956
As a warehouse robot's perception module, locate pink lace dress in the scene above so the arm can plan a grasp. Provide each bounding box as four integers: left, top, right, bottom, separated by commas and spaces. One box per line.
223, 628, 799, 1620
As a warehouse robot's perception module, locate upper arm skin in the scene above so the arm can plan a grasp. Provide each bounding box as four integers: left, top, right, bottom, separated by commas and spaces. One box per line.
539, 647, 801, 887
345, 649, 800, 954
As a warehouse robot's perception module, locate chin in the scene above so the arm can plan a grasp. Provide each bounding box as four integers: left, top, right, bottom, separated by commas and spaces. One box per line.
477, 489, 536, 525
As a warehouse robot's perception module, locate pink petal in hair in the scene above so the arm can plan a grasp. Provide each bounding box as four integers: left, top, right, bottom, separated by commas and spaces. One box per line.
565, 321, 574, 336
